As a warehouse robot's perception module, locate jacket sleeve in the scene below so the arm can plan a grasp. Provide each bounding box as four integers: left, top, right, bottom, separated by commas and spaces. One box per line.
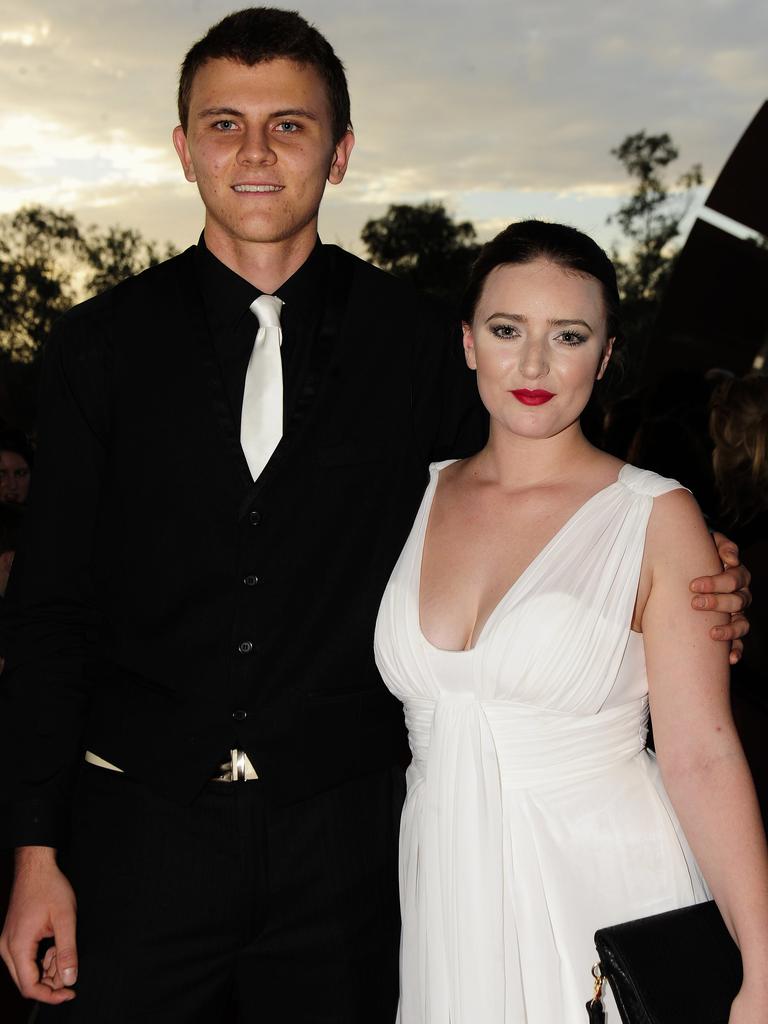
0, 304, 111, 849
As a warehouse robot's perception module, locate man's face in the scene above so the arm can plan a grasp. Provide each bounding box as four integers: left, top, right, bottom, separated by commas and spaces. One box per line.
173, 57, 354, 254
0, 450, 30, 504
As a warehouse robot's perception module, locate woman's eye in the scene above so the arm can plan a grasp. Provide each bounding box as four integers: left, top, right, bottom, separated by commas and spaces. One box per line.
491, 323, 517, 339
559, 330, 587, 346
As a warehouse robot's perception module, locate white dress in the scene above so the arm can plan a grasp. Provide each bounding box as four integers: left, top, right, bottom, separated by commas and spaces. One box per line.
374, 462, 709, 1024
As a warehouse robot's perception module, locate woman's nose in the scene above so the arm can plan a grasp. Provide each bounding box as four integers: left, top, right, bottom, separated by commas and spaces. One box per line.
519, 337, 550, 380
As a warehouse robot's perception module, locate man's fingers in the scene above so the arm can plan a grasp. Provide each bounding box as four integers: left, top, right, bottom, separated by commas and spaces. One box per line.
41, 947, 66, 990
14, 941, 73, 1003
691, 590, 750, 614
728, 613, 750, 640
690, 567, 751, 596
709, 613, 750, 643
730, 638, 745, 665
19, 979, 75, 1004
711, 531, 741, 566
51, 911, 78, 987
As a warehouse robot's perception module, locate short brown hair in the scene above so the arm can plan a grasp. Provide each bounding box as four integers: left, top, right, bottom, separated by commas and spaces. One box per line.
177, 7, 351, 143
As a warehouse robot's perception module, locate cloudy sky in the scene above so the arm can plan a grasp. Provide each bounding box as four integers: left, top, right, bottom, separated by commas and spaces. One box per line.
1, 0, 766, 258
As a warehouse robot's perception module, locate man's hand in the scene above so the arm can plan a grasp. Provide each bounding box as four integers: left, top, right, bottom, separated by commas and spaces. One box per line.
690, 532, 752, 665
0, 846, 77, 1003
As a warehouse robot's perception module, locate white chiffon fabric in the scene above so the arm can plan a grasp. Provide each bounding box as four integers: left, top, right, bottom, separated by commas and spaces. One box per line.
374, 462, 709, 1024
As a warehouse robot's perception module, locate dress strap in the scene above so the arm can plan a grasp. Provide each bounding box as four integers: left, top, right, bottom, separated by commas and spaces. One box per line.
618, 464, 688, 499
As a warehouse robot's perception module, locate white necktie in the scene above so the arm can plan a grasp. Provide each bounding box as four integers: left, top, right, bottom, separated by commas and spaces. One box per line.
241, 293, 284, 480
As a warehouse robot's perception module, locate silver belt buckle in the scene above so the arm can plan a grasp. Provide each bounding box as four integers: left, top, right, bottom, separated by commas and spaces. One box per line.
214, 747, 258, 782
231, 747, 249, 782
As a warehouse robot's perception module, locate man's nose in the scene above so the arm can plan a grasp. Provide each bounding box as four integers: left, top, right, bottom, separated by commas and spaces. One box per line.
237, 127, 277, 166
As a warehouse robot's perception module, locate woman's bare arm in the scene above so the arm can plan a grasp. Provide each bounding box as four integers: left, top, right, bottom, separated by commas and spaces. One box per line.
642, 489, 768, 1019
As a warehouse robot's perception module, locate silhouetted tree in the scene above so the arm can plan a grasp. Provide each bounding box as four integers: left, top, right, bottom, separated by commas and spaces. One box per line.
85, 225, 175, 297
608, 131, 703, 352
361, 201, 480, 309
0, 207, 87, 364
0, 205, 175, 364
0, 205, 175, 431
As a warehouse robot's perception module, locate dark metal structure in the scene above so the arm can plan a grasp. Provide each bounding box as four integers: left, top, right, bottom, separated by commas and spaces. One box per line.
648, 101, 768, 378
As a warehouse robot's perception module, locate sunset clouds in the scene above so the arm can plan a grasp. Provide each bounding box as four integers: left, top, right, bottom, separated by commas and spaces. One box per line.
2, 0, 766, 254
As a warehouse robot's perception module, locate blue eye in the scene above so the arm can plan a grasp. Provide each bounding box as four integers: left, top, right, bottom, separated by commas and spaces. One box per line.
276, 121, 299, 133
213, 120, 237, 131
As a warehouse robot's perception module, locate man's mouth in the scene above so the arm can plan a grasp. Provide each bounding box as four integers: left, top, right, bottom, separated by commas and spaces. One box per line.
232, 184, 283, 192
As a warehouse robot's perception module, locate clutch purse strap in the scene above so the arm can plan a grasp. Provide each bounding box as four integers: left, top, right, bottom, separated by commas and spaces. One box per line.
586, 962, 606, 1023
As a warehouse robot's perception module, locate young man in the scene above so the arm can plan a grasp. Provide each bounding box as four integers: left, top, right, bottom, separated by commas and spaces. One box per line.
0, 8, 750, 1023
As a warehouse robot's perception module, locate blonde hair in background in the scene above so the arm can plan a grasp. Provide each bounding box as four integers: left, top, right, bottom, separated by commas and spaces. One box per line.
709, 374, 768, 525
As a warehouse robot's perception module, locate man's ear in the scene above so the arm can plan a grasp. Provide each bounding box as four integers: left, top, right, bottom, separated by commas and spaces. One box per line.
596, 337, 614, 380
172, 125, 197, 183
462, 322, 477, 371
328, 130, 355, 185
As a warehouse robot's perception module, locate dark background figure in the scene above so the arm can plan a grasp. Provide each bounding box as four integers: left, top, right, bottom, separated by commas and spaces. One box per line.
623, 369, 721, 522
0, 433, 33, 507
710, 373, 768, 823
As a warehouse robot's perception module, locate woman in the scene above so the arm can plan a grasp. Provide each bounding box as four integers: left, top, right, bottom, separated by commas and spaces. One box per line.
374, 221, 768, 1023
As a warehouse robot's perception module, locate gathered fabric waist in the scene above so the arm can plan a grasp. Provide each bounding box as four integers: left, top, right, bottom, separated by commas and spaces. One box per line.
403, 694, 648, 790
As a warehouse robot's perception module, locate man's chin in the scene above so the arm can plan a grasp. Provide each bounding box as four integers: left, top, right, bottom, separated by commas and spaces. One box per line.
215, 216, 319, 249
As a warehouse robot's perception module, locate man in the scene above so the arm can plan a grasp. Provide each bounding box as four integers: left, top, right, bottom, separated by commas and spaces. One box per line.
0, 8, 750, 1023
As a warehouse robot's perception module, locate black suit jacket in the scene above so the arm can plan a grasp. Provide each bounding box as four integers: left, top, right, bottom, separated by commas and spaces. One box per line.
0, 243, 485, 848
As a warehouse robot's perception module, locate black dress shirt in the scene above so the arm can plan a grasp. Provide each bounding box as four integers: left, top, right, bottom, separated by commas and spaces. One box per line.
0, 240, 486, 848
196, 235, 326, 428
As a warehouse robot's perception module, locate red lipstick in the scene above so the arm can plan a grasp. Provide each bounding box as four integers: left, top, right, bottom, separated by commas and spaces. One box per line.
511, 389, 555, 406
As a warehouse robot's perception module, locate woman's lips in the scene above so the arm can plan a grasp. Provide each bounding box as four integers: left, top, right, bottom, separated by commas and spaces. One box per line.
510, 389, 555, 406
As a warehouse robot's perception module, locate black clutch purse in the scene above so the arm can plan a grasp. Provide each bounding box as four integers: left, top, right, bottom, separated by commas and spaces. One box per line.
586, 900, 743, 1023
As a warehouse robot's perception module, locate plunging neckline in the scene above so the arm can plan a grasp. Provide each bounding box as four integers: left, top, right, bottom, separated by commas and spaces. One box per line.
417, 462, 628, 653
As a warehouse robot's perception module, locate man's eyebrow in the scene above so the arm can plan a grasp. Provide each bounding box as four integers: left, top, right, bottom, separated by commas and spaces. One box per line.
271, 107, 319, 121
197, 106, 244, 120
196, 106, 320, 121
484, 312, 593, 331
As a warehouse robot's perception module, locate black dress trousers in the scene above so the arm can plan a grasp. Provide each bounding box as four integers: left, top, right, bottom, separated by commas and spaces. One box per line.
36, 762, 405, 1024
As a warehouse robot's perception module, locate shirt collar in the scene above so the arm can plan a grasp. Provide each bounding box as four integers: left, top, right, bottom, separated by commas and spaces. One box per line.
194, 234, 327, 337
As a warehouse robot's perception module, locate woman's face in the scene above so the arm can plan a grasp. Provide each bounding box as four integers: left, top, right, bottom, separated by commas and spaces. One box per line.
463, 258, 613, 442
